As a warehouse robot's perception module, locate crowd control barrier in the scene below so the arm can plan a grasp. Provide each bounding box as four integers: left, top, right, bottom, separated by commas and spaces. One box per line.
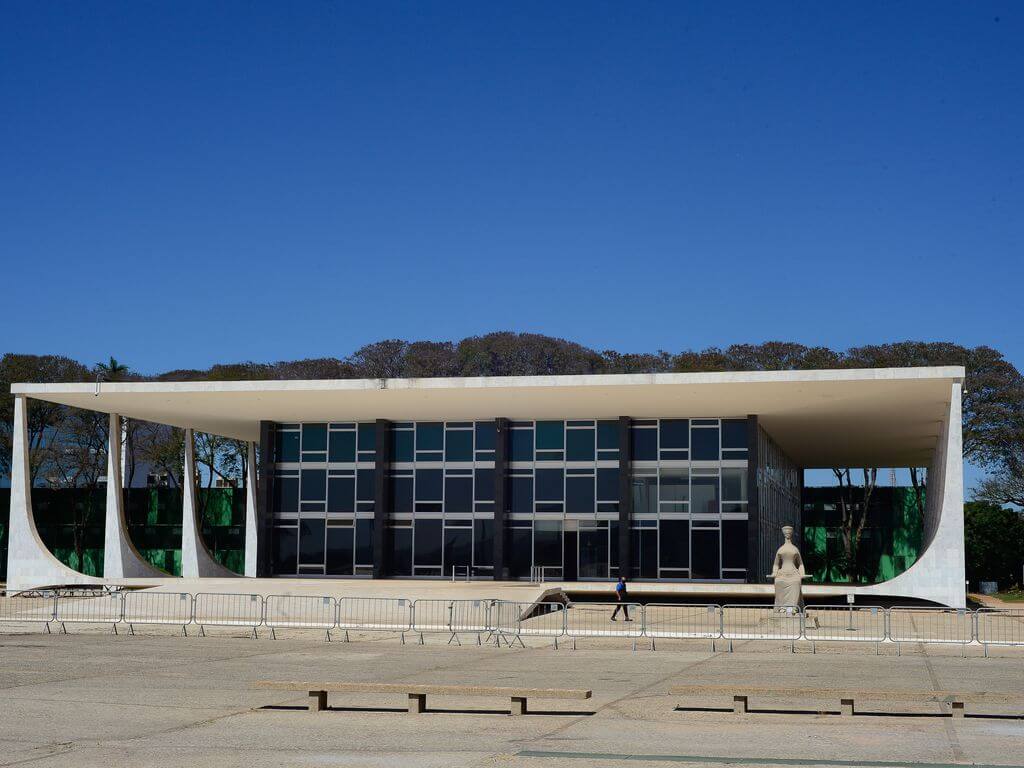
337, 597, 412, 642
803, 605, 887, 652
565, 601, 643, 649
973, 608, 1024, 655
54, 592, 124, 633
722, 604, 802, 651
0, 592, 56, 632
122, 591, 193, 635
193, 592, 265, 638
642, 603, 722, 650
493, 601, 566, 647
411, 599, 493, 645
264, 595, 338, 640
887, 607, 973, 655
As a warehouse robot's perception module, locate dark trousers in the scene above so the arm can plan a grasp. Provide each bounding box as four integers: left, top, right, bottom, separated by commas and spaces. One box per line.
611, 602, 629, 619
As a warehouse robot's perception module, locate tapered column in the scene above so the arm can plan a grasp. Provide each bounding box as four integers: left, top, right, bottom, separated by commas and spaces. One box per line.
244, 441, 259, 577
746, 414, 761, 583
6, 396, 99, 591
617, 417, 632, 579
257, 421, 275, 576
103, 413, 164, 578
181, 428, 235, 578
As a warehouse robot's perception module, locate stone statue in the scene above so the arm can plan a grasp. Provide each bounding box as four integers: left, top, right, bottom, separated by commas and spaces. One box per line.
767, 525, 806, 612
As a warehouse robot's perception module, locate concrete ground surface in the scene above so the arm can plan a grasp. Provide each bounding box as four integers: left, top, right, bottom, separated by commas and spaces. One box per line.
1, 627, 1023, 768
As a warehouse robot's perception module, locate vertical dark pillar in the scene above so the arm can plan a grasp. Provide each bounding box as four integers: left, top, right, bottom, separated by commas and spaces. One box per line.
372, 419, 392, 579
796, 468, 805, 549
746, 414, 760, 584
493, 418, 509, 581
257, 420, 275, 577
617, 416, 632, 579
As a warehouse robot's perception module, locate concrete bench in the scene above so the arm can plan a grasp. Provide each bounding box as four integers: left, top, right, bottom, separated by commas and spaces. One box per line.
256, 681, 592, 716
669, 684, 1024, 718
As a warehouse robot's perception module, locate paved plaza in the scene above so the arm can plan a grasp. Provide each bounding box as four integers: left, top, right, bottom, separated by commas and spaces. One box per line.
1, 625, 1023, 768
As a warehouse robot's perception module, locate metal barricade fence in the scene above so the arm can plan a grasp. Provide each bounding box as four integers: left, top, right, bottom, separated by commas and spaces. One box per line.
803, 605, 886, 650
493, 601, 566, 647
193, 593, 264, 638
887, 607, 973, 654
122, 591, 193, 635
337, 597, 413, 642
974, 608, 1024, 652
641, 603, 722, 649
54, 592, 124, 633
264, 595, 338, 640
721, 604, 802, 648
0, 592, 57, 631
411, 599, 493, 645
564, 601, 643, 649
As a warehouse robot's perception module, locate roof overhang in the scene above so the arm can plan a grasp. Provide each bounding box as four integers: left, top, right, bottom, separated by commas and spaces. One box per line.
12, 367, 964, 467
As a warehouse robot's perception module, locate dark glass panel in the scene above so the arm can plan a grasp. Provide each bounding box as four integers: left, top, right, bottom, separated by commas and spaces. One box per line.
596, 468, 619, 501
691, 427, 720, 461
274, 430, 299, 463
535, 421, 564, 450
273, 527, 297, 574
509, 526, 532, 578
274, 476, 299, 513
578, 528, 608, 578
566, 428, 595, 461
722, 519, 747, 571
302, 423, 327, 452
722, 467, 748, 501
392, 475, 413, 512
392, 527, 412, 576
474, 468, 495, 501
630, 427, 657, 461
473, 519, 494, 567
474, 421, 496, 451
328, 431, 356, 463
691, 529, 720, 579
721, 419, 748, 449
691, 475, 720, 515
597, 420, 619, 450
300, 469, 327, 502
299, 518, 326, 564
355, 519, 374, 564
511, 476, 533, 514
443, 526, 472, 573
414, 519, 442, 566
444, 429, 473, 462
631, 475, 658, 515
356, 468, 375, 502
659, 419, 689, 450
326, 526, 354, 575
390, 429, 414, 463
609, 521, 619, 572
631, 528, 658, 578
533, 520, 562, 567
357, 423, 376, 452
659, 519, 690, 568
415, 468, 443, 501
535, 468, 564, 501
444, 475, 473, 513
327, 476, 355, 514
510, 428, 534, 462
416, 422, 444, 452
566, 475, 595, 514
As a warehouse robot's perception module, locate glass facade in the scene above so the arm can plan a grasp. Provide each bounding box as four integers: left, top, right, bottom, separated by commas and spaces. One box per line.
269, 417, 749, 581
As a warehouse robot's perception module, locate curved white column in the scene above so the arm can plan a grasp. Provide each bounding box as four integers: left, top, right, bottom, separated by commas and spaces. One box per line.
180, 428, 236, 578
6, 396, 101, 592
103, 413, 166, 579
858, 382, 966, 608
244, 441, 258, 577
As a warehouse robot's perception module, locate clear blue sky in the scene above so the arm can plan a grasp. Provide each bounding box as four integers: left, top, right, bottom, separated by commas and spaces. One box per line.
2, 1, 1021, 376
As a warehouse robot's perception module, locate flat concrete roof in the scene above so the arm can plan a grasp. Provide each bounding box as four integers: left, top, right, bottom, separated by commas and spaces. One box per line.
12, 366, 963, 467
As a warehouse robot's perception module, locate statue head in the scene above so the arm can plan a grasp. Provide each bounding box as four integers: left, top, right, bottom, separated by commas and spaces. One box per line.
781, 525, 794, 542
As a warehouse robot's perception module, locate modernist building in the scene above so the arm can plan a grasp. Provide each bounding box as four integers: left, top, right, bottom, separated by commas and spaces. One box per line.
6, 367, 966, 606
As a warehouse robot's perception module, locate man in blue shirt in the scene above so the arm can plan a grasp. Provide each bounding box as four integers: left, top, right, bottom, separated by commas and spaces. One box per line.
610, 577, 632, 621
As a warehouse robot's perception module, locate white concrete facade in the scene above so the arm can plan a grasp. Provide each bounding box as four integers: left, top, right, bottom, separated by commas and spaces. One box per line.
5, 368, 967, 605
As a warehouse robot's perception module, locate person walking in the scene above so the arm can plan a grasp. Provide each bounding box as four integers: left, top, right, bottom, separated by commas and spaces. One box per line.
610, 576, 632, 621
